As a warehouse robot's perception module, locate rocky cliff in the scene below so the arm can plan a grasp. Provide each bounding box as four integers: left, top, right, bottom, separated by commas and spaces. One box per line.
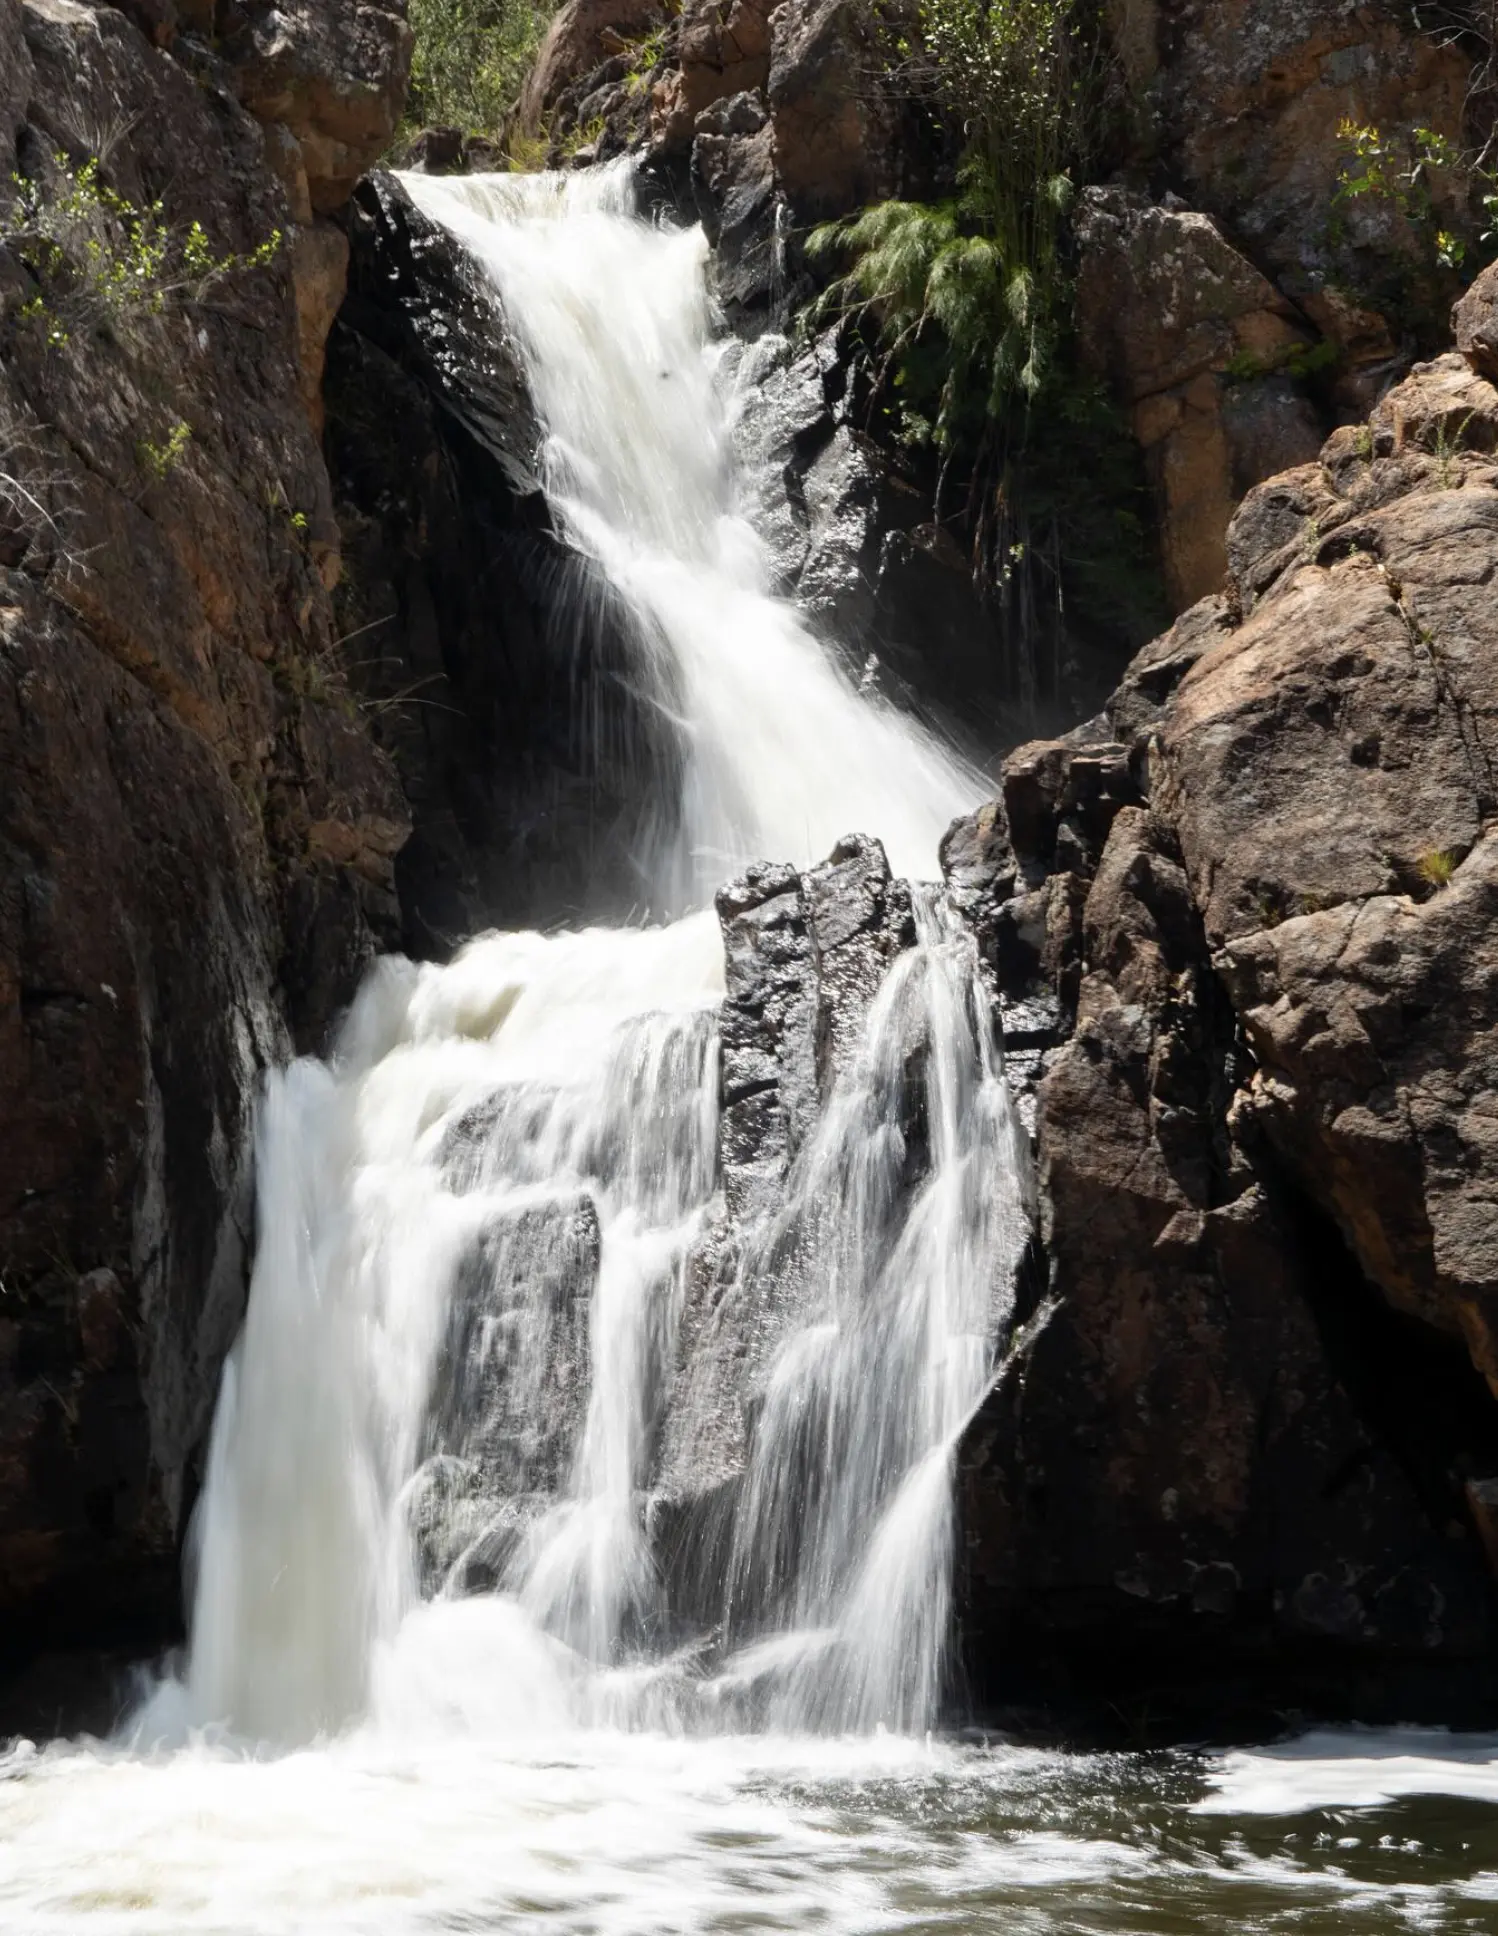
953, 311, 1498, 1734
0, 0, 409, 1671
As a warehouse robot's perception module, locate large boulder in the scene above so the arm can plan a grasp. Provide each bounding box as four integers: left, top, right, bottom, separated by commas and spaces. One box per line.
766, 0, 900, 217
1075, 188, 1323, 609
223, 0, 413, 213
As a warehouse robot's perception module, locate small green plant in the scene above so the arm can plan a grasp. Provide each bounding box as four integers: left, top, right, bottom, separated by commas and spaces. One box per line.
264, 480, 310, 538
1429, 409, 1473, 487
1223, 339, 1340, 384
134, 419, 192, 481
618, 22, 669, 98
559, 113, 607, 160
404, 0, 557, 137
1332, 118, 1483, 276
1335, 120, 1458, 216
1, 154, 280, 344
1418, 847, 1458, 888
506, 126, 550, 172
1354, 423, 1375, 461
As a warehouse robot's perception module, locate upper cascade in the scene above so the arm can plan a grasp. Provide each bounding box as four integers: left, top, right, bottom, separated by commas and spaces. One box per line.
400, 161, 981, 915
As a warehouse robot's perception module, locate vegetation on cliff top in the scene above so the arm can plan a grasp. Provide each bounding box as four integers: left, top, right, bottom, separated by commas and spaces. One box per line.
809, 0, 1162, 697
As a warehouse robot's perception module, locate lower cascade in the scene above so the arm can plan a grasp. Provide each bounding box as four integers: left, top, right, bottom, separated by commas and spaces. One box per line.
146, 163, 1031, 1750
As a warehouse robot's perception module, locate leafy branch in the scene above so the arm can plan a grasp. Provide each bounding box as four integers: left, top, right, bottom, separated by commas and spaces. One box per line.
1, 154, 281, 345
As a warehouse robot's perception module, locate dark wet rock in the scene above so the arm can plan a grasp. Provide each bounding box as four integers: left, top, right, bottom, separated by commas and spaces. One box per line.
716, 861, 818, 1222
692, 93, 780, 314
343, 172, 542, 496
427, 1196, 600, 1507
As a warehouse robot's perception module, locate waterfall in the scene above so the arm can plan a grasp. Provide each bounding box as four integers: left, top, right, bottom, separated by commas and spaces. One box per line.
161, 163, 1032, 1749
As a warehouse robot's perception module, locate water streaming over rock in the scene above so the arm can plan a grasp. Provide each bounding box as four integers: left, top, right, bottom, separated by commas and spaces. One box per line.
148, 161, 1032, 1750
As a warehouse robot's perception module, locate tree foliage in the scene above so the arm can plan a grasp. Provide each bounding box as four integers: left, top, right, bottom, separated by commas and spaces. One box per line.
807, 0, 1162, 698
405, 0, 555, 134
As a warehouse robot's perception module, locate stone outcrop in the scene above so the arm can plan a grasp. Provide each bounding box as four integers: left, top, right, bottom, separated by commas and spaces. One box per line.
224, 0, 413, 213
0, 0, 407, 1670
952, 299, 1498, 1733
1075, 188, 1324, 609
1114, 0, 1475, 314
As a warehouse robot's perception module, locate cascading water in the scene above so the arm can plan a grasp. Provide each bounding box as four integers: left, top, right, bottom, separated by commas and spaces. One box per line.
147, 159, 1030, 1751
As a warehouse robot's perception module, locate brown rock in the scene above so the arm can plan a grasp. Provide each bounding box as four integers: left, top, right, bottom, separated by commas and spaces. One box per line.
113, 0, 178, 46
1221, 834, 1498, 1383
1076, 188, 1323, 610
518, 0, 659, 134
287, 220, 351, 433
958, 807, 1497, 1724
1455, 262, 1498, 384
1131, 0, 1473, 293
1159, 477, 1498, 946
225, 0, 413, 213
767, 0, 898, 216
666, 0, 770, 142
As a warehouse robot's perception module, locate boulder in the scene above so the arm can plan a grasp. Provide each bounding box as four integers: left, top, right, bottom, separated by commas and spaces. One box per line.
1455, 262, 1498, 384
767, 0, 899, 217
1075, 188, 1324, 610
224, 0, 413, 212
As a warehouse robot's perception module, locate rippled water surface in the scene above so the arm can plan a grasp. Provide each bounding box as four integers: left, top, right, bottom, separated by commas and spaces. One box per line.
3, 1726, 1497, 1933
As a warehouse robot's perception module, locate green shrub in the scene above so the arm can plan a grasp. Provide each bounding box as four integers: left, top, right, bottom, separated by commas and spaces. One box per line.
2, 154, 280, 345
135, 419, 192, 482
405, 0, 556, 134
1418, 846, 1458, 888
805, 0, 1162, 686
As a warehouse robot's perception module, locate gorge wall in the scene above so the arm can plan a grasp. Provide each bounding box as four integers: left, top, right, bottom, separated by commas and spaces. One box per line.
0, 0, 410, 1671
6, 0, 1498, 1738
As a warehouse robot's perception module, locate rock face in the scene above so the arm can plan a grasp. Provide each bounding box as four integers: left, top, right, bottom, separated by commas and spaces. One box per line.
225, 0, 413, 213
953, 312, 1498, 1733
1076, 188, 1324, 609
0, 0, 406, 1670
1074, 0, 1485, 614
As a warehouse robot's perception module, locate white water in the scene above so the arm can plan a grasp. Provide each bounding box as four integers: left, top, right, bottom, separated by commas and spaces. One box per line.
401, 163, 978, 909
140, 160, 1019, 1752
